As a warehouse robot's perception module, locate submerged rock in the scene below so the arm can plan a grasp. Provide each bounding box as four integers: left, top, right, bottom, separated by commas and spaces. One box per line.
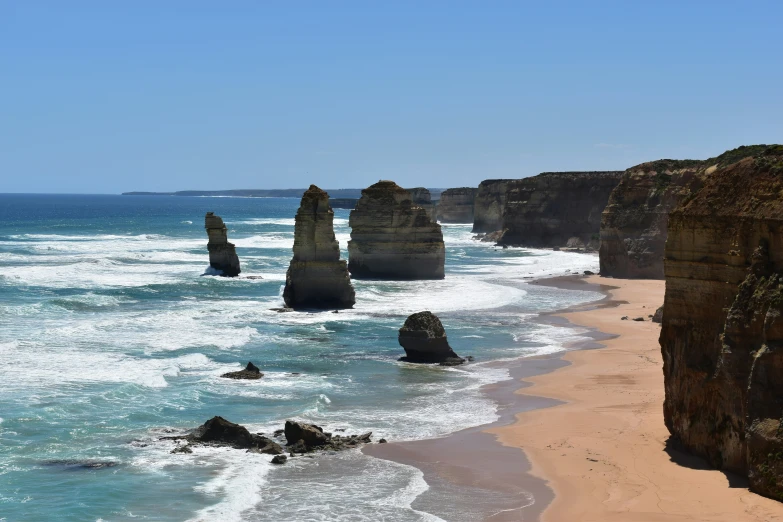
398, 311, 464, 364
283, 185, 355, 309
204, 212, 241, 277
220, 361, 263, 380
348, 181, 445, 280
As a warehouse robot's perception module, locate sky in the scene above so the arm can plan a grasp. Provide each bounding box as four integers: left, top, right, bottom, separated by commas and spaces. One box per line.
1, 1, 782, 194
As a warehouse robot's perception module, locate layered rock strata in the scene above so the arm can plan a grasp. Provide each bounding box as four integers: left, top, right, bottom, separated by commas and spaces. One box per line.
283, 185, 355, 309
436, 187, 478, 223
659, 145, 783, 500
600, 146, 774, 279
406, 187, 436, 221
497, 171, 623, 248
472, 180, 511, 232
348, 181, 445, 279
204, 212, 241, 276
398, 311, 464, 365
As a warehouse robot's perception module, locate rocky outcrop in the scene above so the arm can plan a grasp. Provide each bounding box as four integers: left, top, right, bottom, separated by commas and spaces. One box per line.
406, 187, 436, 221
659, 145, 783, 501
437, 187, 477, 223
599, 146, 776, 279
283, 185, 355, 309
348, 181, 445, 279
497, 171, 623, 248
398, 311, 464, 364
220, 361, 263, 380
205, 212, 241, 276
473, 180, 511, 232
172, 416, 283, 454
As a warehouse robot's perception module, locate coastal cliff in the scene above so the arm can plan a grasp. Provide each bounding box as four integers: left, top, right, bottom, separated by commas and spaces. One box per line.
348, 181, 445, 279
406, 187, 436, 221
472, 180, 511, 232
498, 171, 622, 248
659, 145, 783, 500
436, 188, 477, 223
600, 146, 773, 279
283, 186, 355, 309
204, 212, 241, 276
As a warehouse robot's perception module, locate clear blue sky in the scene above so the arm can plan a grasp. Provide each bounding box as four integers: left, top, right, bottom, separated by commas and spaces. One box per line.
1, 1, 781, 193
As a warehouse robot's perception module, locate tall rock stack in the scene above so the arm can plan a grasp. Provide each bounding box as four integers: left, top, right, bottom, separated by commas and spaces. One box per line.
472, 180, 511, 233
497, 171, 623, 249
436, 188, 477, 223
204, 212, 241, 276
406, 187, 436, 221
659, 145, 783, 501
283, 185, 355, 309
348, 181, 445, 279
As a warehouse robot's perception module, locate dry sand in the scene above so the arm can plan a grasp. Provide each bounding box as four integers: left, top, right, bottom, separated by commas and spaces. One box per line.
491, 275, 783, 521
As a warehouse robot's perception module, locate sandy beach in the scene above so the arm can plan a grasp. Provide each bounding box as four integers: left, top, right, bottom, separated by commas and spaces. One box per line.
492, 275, 783, 521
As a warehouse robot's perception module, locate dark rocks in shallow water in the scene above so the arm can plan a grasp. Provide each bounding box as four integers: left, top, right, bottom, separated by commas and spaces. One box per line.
221, 362, 263, 380
284, 420, 328, 447
205, 212, 241, 277
185, 416, 283, 454
379, 438, 388, 444
584, 270, 595, 275
398, 311, 464, 364
171, 444, 193, 454
271, 454, 288, 464
42, 459, 119, 471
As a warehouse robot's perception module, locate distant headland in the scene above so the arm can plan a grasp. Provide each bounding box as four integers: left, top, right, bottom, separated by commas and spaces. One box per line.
122, 188, 445, 200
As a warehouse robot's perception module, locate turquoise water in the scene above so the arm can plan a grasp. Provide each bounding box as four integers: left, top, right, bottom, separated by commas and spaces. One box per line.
0, 194, 601, 521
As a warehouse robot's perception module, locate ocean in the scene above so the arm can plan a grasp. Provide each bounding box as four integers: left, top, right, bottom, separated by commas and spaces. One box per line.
0, 194, 602, 521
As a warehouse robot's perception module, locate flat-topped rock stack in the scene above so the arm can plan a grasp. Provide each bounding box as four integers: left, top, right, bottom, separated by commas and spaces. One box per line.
497, 171, 623, 249
204, 212, 241, 276
437, 187, 477, 223
472, 179, 511, 233
283, 185, 355, 309
406, 187, 436, 221
659, 145, 783, 501
349, 181, 445, 279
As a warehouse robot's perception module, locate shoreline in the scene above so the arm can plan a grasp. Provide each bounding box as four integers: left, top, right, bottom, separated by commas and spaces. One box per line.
364, 275, 617, 521
491, 275, 783, 521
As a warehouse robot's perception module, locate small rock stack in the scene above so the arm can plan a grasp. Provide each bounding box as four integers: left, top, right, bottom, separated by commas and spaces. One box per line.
283, 185, 355, 309
398, 311, 464, 365
349, 181, 445, 280
205, 212, 241, 276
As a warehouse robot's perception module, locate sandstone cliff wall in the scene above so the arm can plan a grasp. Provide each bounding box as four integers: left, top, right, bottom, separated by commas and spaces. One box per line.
497, 171, 622, 248
205, 212, 241, 276
436, 187, 477, 223
406, 187, 436, 221
283, 185, 355, 309
660, 145, 783, 500
349, 181, 445, 279
472, 180, 511, 232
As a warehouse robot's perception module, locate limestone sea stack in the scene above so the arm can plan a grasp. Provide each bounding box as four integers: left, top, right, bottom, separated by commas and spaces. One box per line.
398, 311, 464, 365
472, 179, 511, 232
497, 171, 623, 249
437, 187, 478, 223
406, 187, 436, 221
599, 146, 772, 279
659, 145, 783, 501
348, 181, 445, 279
283, 185, 355, 309
204, 212, 241, 276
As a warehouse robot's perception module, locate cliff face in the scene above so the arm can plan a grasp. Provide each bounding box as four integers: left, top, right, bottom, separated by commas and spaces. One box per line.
472, 180, 511, 232
283, 185, 355, 309
497, 171, 623, 248
204, 212, 241, 276
436, 187, 477, 223
659, 145, 783, 500
600, 146, 775, 279
349, 181, 445, 279
406, 187, 436, 221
